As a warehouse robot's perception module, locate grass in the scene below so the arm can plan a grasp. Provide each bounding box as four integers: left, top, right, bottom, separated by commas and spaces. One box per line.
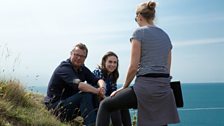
0, 44, 89, 125
0, 79, 138, 126
0, 79, 78, 126
0, 45, 137, 125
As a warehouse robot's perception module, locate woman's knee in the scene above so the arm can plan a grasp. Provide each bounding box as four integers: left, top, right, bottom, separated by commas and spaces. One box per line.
99, 97, 114, 111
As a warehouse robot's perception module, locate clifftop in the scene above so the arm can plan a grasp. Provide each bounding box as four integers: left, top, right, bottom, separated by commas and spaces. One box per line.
0, 80, 69, 126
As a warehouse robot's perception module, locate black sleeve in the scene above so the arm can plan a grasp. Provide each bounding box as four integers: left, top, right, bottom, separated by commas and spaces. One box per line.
56, 64, 79, 89
84, 67, 99, 86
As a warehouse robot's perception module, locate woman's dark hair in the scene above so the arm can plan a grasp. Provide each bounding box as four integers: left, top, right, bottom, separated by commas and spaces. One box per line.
100, 51, 119, 84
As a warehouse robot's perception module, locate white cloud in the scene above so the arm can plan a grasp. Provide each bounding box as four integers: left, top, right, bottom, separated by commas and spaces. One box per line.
173, 37, 224, 47
1, 0, 224, 85
159, 13, 224, 26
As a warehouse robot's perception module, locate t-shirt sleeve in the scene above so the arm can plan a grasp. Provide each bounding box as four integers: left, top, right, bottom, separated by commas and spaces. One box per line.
85, 67, 99, 86
130, 28, 143, 43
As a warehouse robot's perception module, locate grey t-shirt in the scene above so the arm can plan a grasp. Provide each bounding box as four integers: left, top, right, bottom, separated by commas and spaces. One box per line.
130, 25, 172, 76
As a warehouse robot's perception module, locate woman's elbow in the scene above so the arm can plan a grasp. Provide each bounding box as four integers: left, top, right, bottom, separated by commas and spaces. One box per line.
129, 65, 138, 73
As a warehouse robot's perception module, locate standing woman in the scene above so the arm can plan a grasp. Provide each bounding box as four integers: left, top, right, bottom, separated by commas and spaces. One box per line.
93, 51, 131, 126
96, 1, 180, 126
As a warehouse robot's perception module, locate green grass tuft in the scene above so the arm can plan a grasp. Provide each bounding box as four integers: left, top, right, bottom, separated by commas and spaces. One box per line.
0, 79, 137, 126
0, 80, 71, 126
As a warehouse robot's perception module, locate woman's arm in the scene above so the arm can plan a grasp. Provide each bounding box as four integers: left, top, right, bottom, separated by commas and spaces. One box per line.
110, 39, 141, 97
123, 39, 141, 88
167, 50, 172, 73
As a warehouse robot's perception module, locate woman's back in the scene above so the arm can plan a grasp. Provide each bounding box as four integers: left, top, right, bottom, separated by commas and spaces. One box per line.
132, 25, 172, 75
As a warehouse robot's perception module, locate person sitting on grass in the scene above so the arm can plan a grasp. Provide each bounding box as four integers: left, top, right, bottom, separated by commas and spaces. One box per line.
93, 51, 132, 126
44, 43, 105, 126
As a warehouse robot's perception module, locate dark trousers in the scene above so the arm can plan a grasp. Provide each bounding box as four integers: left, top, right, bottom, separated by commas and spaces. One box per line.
110, 109, 132, 126
46, 92, 96, 126
93, 93, 132, 126
96, 87, 137, 126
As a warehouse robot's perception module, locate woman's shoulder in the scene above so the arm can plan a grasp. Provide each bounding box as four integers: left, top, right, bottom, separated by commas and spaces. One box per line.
93, 68, 105, 79
93, 68, 103, 75
134, 27, 145, 31
93, 68, 102, 73
134, 26, 153, 34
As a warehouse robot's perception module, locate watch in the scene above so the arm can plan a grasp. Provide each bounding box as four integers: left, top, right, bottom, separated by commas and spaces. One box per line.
73, 79, 81, 85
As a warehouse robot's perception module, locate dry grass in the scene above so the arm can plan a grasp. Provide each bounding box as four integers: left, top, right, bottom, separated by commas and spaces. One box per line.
0, 45, 86, 125
0, 79, 138, 126
0, 80, 71, 126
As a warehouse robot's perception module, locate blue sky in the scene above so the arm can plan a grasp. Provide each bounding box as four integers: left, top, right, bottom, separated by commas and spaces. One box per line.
0, 0, 224, 86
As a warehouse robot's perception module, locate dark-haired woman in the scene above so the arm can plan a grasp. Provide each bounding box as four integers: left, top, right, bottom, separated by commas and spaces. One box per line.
93, 51, 131, 126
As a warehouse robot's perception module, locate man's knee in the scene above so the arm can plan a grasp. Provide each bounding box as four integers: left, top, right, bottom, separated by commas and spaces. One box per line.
82, 92, 93, 99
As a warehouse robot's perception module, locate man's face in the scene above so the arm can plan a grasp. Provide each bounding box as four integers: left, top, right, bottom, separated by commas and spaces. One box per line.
70, 47, 87, 68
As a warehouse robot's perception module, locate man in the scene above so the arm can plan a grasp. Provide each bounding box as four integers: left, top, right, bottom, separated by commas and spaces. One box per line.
44, 43, 105, 126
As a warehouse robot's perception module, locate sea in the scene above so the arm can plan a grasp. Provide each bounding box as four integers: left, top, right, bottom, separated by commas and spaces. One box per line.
28, 83, 224, 126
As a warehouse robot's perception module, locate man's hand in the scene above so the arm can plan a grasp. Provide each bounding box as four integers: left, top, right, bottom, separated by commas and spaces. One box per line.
97, 87, 105, 101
